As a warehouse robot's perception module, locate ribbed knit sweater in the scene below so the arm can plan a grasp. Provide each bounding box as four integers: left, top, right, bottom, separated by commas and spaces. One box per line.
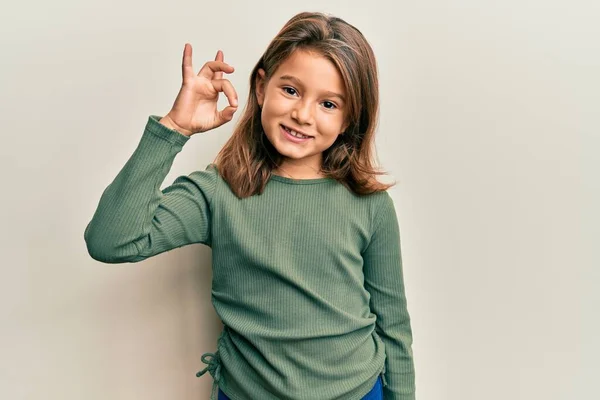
84, 115, 416, 400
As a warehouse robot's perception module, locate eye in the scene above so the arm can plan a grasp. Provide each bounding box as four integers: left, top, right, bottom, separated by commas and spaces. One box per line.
282, 86, 338, 110
283, 87, 298, 96
322, 101, 337, 110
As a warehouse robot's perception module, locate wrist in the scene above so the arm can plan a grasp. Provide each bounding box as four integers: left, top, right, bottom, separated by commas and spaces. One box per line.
159, 115, 193, 137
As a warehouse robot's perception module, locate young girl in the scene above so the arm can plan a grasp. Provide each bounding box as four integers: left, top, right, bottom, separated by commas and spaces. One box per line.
84, 11, 415, 400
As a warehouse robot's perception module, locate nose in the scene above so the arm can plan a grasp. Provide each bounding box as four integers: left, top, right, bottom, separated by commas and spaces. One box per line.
291, 99, 314, 125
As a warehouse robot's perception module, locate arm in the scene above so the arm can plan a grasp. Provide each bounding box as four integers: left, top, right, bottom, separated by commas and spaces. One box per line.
84, 115, 217, 263
362, 192, 416, 399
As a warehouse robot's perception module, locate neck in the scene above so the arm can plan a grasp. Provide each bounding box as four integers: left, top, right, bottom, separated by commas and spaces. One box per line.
273, 163, 324, 180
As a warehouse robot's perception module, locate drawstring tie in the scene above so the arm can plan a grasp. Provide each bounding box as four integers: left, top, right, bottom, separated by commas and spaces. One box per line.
196, 351, 222, 400
380, 360, 388, 387
196, 342, 387, 397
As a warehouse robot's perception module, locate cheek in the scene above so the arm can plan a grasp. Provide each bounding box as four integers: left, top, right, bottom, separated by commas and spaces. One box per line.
265, 95, 290, 115
320, 117, 345, 135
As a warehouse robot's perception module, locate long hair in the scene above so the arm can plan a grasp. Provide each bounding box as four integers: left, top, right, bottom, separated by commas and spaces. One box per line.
212, 11, 396, 198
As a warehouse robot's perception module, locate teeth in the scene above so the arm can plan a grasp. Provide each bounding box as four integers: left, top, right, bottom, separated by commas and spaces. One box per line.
284, 125, 310, 139
291, 131, 309, 138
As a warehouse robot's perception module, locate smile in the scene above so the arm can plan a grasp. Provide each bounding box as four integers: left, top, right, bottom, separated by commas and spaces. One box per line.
280, 124, 313, 142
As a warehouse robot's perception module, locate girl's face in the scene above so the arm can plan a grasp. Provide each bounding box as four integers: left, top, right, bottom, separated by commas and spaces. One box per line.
256, 49, 349, 177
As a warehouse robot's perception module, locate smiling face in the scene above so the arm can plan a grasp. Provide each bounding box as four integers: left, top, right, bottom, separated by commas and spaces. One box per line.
255, 49, 349, 178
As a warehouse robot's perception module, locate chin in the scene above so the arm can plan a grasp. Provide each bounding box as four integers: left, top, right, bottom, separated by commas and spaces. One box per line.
274, 144, 305, 159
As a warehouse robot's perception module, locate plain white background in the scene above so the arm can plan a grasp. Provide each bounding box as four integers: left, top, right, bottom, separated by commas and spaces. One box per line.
0, 1, 597, 399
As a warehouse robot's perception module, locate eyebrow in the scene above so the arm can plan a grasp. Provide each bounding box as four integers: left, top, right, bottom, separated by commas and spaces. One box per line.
278, 75, 346, 103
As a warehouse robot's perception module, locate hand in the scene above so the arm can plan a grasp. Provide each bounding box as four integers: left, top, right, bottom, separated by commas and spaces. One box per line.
162, 43, 239, 136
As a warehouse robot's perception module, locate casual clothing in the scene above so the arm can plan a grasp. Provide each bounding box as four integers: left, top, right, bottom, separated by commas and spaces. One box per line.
218, 375, 383, 400
84, 115, 416, 399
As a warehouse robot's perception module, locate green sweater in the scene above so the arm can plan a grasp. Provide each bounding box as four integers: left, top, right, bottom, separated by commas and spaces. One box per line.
84, 115, 416, 400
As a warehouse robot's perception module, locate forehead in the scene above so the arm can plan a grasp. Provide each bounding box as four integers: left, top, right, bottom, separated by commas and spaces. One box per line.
274, 50, 346, 98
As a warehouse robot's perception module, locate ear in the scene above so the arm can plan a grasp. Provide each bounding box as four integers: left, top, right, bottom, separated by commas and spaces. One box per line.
255, 68, 266, 107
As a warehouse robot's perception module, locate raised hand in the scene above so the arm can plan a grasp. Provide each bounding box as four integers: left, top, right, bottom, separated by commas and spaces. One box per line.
161, 43, 239, 136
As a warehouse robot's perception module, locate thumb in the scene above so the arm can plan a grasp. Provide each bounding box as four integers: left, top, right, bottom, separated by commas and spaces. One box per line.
217, 105, 237, 126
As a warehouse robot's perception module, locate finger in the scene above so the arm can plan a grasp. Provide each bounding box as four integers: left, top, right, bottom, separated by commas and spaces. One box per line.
198, 60, 234, 80
211, 79, 238, 107
182, 43, 194, 84
210, 104, 237, 131
214, 50, 223, 80
217, 105, 238, 125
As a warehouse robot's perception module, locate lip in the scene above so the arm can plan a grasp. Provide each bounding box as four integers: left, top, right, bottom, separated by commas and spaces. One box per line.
280, 124, 313, 143
281, 124, 312, 137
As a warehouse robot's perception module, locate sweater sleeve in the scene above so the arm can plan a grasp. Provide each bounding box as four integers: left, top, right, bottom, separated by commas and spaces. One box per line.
362, 191, 416, 399
84, 115, 217, 264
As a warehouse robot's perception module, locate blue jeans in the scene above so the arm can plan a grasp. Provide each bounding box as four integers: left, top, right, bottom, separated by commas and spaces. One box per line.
217, 375, 383, 400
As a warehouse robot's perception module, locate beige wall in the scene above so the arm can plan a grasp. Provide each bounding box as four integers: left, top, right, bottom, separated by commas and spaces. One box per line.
0, 1, 597, 399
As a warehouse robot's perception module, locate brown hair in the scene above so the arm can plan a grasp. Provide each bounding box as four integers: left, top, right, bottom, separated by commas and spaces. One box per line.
212, 11, 396, 198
